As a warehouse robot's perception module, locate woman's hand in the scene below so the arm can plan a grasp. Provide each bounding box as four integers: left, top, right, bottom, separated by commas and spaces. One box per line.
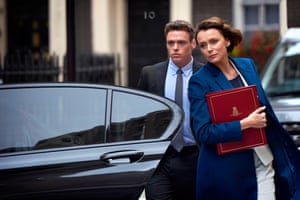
240, 106, 267, 130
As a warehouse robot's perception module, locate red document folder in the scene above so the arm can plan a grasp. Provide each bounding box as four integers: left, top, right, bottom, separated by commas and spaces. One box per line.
206, 85, 267, 155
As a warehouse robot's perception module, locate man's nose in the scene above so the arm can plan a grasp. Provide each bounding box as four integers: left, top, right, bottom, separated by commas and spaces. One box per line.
173, 42, 179, 49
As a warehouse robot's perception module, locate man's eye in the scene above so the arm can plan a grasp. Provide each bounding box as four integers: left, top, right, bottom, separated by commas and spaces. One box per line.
167, 41, 175, 46
167, 41, 188, 47
178, 41, 187, 46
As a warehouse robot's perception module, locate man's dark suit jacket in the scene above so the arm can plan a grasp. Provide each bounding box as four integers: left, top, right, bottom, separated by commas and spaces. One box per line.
137, 60, 201, 96
136, 59, 202, 200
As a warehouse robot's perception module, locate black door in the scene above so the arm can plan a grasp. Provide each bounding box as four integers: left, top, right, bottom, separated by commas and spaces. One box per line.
6, 0, 49, 59
127, 0, 169, 88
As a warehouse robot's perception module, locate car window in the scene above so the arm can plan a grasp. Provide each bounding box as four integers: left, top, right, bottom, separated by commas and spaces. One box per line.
0, 87, 107, 153
262, 42, 300, 96
108, 91, 172, 142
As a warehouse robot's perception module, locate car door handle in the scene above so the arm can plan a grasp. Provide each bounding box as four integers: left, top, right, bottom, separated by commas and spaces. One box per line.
100, 150, 144, 164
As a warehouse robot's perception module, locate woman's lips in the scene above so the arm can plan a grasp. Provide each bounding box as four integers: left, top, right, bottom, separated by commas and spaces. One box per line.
208, 54, 217, 60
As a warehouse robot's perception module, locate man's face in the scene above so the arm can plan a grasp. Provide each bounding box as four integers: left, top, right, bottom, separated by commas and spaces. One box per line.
166, 30, 196, 67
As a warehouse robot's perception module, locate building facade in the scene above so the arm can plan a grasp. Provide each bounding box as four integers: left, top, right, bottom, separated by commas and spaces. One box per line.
0, 0, 298, 87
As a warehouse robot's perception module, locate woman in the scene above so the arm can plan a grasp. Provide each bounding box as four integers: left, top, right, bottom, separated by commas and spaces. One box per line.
188, 16, 300, 200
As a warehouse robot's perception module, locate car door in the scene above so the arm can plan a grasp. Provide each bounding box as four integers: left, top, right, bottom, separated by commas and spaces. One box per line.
0, 83, 183, 200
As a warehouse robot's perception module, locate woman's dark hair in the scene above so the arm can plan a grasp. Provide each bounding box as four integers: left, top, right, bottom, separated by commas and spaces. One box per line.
195, 16, 242, 52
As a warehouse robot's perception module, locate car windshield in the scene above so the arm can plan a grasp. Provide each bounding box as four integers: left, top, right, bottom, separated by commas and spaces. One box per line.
262, 41, 300, 97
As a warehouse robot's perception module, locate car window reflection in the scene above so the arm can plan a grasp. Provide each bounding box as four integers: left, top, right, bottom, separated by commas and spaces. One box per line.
0, 87, 106, 153
109, 91, 172, 142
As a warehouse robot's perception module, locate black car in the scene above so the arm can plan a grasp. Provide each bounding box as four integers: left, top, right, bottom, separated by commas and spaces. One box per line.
261, 28, 300, 148
0, 83, 183, 200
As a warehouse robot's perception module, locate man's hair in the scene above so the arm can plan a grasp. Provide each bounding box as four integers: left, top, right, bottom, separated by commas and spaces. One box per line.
164, 20, 194, 41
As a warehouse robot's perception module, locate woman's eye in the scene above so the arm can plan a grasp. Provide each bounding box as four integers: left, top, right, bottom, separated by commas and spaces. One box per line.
199, 43, 207, 49
210, 39, 218, 45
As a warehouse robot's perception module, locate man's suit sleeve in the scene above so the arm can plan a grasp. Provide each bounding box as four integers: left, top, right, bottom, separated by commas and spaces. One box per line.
137, 66, 150, 91
137, 61, 166, 93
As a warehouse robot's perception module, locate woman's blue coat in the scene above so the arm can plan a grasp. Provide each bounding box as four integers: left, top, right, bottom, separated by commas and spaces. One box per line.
188, 57, 300, 200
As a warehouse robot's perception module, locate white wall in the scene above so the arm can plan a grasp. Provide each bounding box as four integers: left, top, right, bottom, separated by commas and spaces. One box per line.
280, 0, 288, 35
233, 0, 243, 30
170, 0, 192, 22
49, 0, 66, 81
91, 0, 111, 53
110, 0, 127, 86
91, 0, 127, 86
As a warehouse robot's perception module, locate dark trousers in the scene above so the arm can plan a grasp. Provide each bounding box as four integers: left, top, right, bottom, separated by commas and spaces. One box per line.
145, 145, 199, 200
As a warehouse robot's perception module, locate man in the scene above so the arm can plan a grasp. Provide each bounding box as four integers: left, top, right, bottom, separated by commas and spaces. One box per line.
137, 20, 202, 200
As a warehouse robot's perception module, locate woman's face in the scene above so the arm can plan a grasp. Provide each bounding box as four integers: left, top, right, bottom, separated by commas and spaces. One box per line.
196, 28, 230, 66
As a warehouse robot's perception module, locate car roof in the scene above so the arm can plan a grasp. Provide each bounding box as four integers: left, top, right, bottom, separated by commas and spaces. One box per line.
282, 28, 300, 43
0, 82, 158, 98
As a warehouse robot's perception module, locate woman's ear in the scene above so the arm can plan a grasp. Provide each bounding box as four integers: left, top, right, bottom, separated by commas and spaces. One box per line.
226, 39, 230, 47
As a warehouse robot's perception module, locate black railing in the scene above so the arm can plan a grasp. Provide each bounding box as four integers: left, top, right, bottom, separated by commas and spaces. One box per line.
1, 51, 60, 83
72, 53, 116, 84
0, 51, 120, 85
